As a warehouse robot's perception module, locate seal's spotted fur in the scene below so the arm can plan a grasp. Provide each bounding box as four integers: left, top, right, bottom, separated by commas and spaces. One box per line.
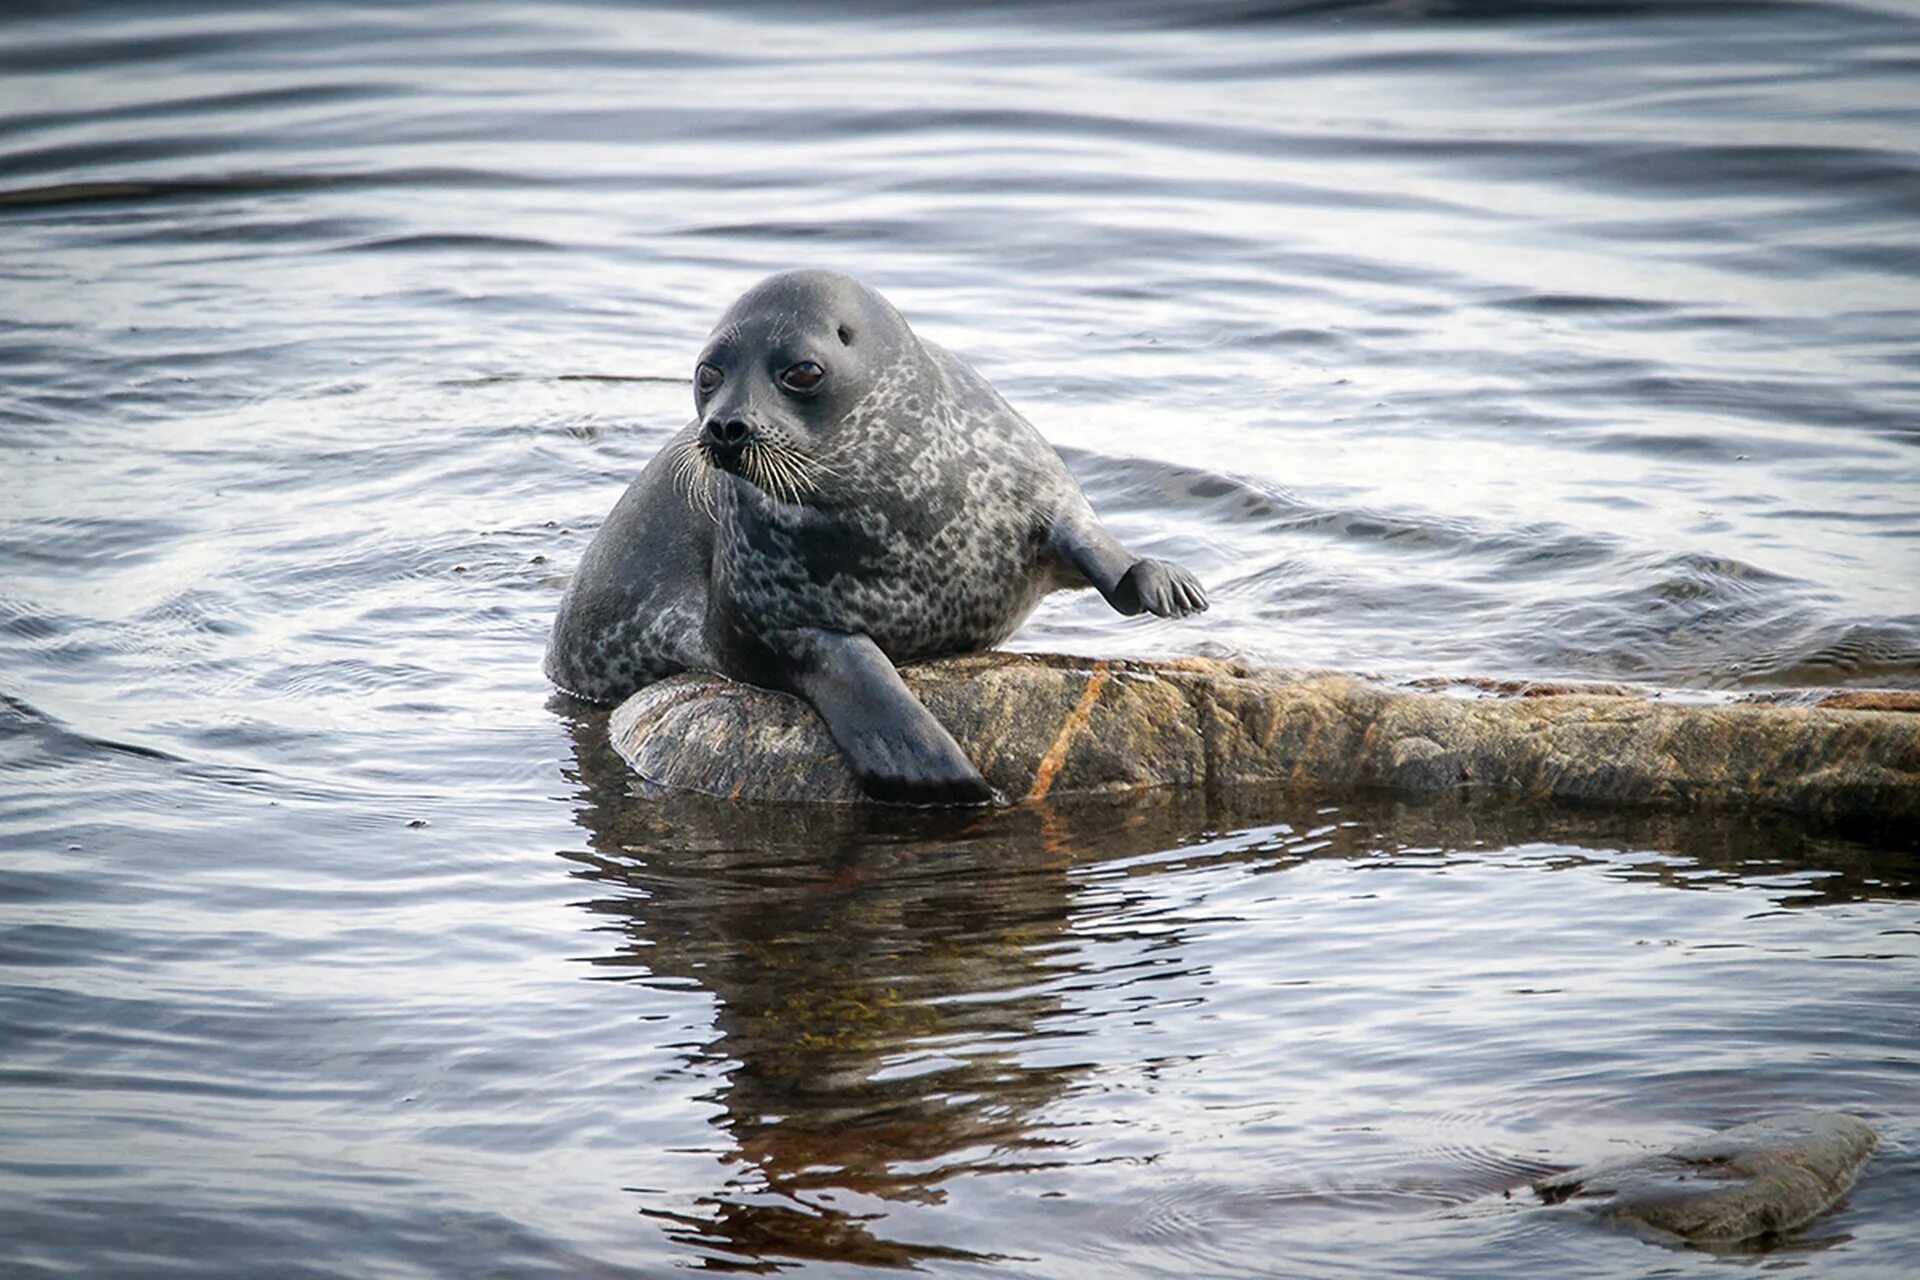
710, 342, 1077, 660
546, 270, 1206, 804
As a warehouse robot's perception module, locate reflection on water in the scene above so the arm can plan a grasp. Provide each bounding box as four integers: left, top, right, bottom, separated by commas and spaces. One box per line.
564, 715, 1095, 1268
552, 709, 1919, 1273
4, 0, 1920, 1275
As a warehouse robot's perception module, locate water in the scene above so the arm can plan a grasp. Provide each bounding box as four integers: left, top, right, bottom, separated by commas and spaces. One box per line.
3, 0, 1918, 1274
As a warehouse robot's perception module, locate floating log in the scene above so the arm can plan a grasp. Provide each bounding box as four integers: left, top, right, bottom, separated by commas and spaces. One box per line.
609, 653, 1920, 827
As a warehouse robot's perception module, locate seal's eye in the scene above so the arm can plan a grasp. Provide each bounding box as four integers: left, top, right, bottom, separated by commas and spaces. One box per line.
695, 362, 723, 395
779, 361, 825, 393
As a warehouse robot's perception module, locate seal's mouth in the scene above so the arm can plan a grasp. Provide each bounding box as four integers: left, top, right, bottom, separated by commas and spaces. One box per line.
699, 438, 747, 474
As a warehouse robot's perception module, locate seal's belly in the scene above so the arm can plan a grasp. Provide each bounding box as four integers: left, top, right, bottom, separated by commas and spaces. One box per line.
715, 500, 1046, 661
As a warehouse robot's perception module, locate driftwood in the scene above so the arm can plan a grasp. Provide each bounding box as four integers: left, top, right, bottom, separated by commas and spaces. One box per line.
609, 653, 1920, 827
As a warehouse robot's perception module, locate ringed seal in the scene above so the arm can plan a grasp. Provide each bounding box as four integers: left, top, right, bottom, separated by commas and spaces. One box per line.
546, 269, 1207, 805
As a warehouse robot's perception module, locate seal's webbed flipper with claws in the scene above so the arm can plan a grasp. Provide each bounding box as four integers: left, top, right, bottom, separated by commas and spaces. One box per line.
784, 628, 998, 808
1047, 508, 1210, 620
1115, 558, 1209, 618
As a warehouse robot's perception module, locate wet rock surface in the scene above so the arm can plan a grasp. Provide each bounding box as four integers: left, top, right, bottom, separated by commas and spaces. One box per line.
610, 653, 1920, 826
1534, 1113, 1878, 1244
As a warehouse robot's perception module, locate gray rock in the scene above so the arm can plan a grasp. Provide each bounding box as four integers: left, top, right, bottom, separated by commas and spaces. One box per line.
609, 653, 1920, 825
1534, 1113, 1877, 1244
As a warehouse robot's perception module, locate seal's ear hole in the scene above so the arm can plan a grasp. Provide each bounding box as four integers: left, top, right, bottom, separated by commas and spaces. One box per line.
837, 325, 853, 346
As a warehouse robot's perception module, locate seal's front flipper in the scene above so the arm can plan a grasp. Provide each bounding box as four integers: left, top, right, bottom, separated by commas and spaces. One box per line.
1115, 558, 1208, 618
1048, 511, 1209, 619
786, 628, 998, 807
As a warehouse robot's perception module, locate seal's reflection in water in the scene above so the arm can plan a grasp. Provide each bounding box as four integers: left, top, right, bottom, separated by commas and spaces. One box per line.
557, 711, 1430, 1267
559, 710, 1097, 1266
555, 708, 1912, 1269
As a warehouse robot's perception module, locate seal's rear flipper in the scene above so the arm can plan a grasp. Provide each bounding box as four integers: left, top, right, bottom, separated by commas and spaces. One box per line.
786, 628, 999, 807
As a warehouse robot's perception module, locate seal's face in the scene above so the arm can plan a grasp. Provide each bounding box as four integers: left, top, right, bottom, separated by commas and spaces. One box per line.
689, 269, 907, 507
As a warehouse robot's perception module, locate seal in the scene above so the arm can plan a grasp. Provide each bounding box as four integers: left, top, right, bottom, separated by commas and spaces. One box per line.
546, 269, 1208, 805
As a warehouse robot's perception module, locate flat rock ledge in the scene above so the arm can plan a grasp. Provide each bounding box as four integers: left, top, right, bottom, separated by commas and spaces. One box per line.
1534, 1113, 1877, 1244
609, 653, 1920, 823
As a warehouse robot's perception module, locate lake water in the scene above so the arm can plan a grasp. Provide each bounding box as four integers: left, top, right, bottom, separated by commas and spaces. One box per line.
2, 1, 1918, 1275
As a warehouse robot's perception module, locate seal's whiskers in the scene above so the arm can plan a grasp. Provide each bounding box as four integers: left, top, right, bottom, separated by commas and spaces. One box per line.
743, 439, 825, 506
670, 437, 719, 521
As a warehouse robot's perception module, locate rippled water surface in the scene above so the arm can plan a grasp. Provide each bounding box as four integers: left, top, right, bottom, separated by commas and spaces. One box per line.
3, 1, 1918, 1275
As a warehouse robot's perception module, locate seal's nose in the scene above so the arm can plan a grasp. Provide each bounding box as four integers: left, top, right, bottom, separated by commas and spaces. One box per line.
702, 417, 751, 451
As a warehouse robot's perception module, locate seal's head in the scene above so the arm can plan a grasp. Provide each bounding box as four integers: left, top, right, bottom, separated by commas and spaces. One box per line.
688, 269, 913, 505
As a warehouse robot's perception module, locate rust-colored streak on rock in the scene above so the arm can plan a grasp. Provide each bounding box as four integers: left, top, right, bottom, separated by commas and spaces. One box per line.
1023, 661, 1111, 803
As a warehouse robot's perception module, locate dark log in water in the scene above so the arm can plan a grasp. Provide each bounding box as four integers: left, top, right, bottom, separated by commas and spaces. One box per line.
609, 653, 1920, 825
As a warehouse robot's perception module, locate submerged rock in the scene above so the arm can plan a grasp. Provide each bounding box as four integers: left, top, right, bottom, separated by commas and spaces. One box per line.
1534, 1113, 1877, 1244
608, 653, 1920, 824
